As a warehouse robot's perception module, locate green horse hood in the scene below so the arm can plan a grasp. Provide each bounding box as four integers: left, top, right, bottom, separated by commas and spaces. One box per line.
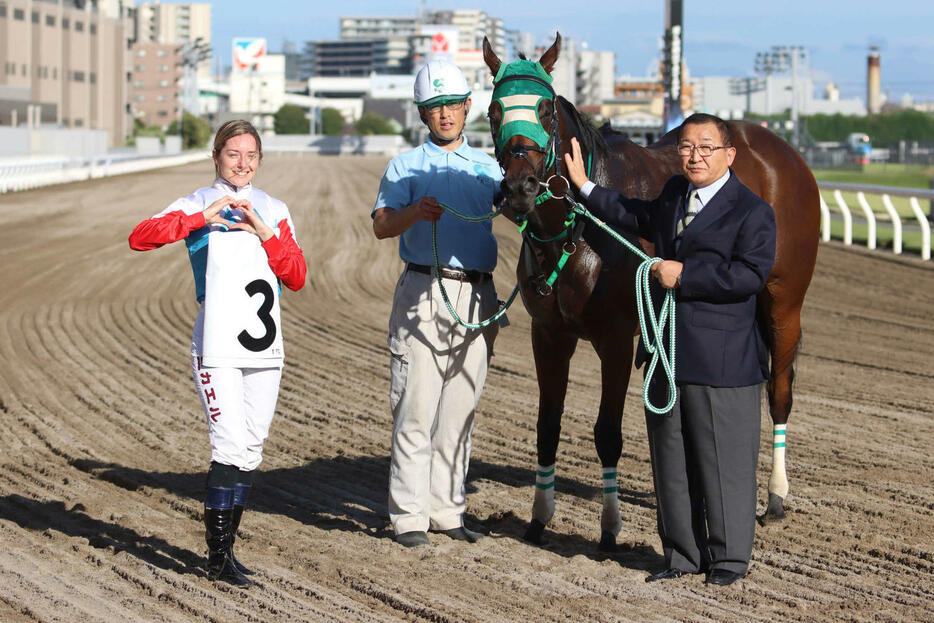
491, 60, 556, 153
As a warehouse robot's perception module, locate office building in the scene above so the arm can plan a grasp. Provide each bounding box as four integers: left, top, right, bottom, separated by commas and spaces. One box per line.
303, 38, 413, 77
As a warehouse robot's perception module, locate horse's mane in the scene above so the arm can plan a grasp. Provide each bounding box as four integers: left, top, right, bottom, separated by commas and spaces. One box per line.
555, 95, 611, 187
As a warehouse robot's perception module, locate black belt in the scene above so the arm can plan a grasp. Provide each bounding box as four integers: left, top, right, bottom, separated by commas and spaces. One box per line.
407, 263, 491, 284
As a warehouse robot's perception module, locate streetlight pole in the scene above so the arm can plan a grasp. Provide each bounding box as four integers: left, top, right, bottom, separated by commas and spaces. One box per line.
310, 89, 316, 135
729, 77, 765, 118
791, 50, 800, 149
755, 46, 807, 147
755, 49, 788, 116
176, 37, 212, 148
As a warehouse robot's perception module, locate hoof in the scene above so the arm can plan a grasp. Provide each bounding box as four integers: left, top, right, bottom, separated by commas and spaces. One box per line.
524, 519, 548, 545
757, 493, 786, 525
598, 531, 617, 552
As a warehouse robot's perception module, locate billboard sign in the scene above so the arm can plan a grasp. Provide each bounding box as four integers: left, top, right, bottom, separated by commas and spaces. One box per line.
420, 27, 458, 63
233, 38, 267, 73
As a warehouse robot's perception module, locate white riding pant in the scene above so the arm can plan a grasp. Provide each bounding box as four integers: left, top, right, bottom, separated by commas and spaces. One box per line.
387, 268, 499, 535
191, 354, 281, 471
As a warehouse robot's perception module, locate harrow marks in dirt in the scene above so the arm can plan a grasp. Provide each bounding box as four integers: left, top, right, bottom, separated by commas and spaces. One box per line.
0, 155, 931, 622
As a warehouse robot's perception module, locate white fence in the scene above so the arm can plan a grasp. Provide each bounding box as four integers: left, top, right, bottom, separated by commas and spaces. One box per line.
818, 181, 934, 261
0, 151, 210, 194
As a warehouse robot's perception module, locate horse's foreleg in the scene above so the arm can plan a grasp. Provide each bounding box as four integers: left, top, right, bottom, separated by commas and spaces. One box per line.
761, 303, 803, 523
526, 321, 577, 545
593, 332, 634, 551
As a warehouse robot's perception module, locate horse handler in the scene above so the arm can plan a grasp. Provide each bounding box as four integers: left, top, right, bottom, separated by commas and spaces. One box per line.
372, 60, 504, 547
565, 113, 776, 586
129, 120, 306, 585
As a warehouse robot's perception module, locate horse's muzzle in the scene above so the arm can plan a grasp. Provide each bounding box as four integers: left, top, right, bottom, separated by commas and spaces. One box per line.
501, 175, 539, 215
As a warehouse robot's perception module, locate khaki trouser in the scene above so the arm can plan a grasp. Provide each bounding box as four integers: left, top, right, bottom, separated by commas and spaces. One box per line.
387, 266, 499, 534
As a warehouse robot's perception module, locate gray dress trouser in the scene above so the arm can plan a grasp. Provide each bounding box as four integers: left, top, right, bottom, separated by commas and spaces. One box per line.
645, 383, 762, 575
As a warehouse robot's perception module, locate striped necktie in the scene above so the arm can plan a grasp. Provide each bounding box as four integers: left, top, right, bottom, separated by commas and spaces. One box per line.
677, 190, 699, 237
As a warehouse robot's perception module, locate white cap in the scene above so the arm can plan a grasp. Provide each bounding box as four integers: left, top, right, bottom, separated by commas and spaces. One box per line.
413, 60, 471, 106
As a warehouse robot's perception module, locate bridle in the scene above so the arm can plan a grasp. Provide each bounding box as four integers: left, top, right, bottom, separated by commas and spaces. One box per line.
492, 72, 566, 202
491, 65, 587, 295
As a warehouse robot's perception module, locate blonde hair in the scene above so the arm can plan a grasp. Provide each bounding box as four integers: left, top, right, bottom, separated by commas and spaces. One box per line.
212, 119, 263, 177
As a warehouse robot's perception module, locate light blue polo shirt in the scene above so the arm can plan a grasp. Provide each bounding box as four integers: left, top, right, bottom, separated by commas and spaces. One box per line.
373, 137, 502, 272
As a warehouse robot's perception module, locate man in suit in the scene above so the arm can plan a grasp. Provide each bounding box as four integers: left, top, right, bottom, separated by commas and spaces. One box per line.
564, 113, 776, 587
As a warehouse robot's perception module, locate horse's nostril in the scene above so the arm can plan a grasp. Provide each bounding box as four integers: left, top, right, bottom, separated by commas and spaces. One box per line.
523, 176, 539, 193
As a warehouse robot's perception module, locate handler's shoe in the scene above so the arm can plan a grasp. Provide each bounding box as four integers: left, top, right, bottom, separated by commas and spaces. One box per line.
396, 530, 430, 548
441, 526, 483, 543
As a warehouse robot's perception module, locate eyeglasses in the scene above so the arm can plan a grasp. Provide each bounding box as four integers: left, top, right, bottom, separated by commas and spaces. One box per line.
678, 144, 730, 157
425, 100, 466, 114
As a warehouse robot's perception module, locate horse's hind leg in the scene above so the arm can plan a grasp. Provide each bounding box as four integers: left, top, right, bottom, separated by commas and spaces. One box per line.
592, 331, 634, 551
525, 321, 577, 545
760, 297, 804, 523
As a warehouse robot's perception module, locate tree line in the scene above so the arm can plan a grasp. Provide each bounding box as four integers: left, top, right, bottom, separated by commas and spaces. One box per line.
273, 104, 399, 136
804, 110, 934, 144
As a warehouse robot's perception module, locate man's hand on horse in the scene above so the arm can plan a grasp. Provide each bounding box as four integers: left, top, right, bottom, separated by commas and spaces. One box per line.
413, 196, 444, 222
651, 260, 683, 289
564, 138, 590, 190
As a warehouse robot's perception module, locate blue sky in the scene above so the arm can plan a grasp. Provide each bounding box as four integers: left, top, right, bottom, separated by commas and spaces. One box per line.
206, 0, 934, 103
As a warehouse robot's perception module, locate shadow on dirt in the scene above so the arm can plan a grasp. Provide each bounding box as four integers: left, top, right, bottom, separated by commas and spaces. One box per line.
45, 455, 661, 574
0, 494, 204, 577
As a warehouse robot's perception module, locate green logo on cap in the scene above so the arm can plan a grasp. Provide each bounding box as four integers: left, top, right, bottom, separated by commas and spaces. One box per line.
433, 78, 444, 93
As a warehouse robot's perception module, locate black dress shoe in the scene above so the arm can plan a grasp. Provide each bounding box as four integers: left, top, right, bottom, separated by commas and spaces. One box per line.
706, 569, 745, 586
396, 530, 430, 548
645, 568, 687, 583
441, 526, 483, 543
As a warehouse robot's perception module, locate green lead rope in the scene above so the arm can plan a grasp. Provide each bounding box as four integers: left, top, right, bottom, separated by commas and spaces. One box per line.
430, 202, 521, 330
569, 201, 678, 415
429, 194, 676, 413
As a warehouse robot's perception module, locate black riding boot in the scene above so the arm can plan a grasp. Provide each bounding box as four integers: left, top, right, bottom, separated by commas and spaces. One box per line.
204, 486, 252, 587
229, 504, 255, 575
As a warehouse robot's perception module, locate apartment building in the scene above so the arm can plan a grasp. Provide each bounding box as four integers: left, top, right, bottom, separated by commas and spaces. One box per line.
0, 0, 130, 146
129, 41, 180, 129
133, 1, 209, 73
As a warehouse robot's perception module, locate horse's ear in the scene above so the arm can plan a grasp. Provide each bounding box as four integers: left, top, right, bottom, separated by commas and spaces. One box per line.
482, 36, 501, 77
539, 32, 561, 75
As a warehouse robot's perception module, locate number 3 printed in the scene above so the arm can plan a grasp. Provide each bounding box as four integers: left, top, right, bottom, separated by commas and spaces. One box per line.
238, 279, 277, 352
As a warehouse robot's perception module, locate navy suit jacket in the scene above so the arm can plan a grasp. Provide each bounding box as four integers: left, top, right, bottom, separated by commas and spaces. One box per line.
587, 171, 776, 387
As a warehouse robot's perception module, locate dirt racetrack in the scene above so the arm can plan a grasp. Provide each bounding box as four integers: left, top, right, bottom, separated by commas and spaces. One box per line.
0, 154, 932, 623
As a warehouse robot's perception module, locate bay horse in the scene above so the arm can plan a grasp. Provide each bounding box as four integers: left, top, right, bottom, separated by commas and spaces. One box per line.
483, 34, 819, 550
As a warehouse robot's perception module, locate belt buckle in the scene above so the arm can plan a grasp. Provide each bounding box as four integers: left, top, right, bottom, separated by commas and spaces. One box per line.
441, 267, 468, 281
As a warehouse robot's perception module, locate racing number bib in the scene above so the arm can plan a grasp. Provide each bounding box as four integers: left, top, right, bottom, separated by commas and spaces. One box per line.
202, 230, 284, 368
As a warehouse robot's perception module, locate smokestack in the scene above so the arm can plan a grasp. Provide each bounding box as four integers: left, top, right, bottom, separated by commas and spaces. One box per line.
867, 47, 881, 115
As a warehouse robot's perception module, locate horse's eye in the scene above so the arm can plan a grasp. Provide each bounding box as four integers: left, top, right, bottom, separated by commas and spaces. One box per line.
538, 99, 554, 120
488, 102, 503, 127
